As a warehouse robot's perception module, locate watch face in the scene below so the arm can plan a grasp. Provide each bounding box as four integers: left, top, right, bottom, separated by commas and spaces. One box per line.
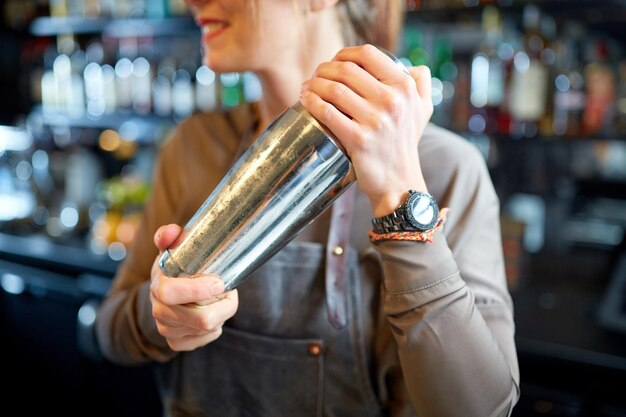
406, 192, 438, 230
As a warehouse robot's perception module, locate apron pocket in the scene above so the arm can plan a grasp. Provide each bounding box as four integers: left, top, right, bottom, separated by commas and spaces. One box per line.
171, 326, 324, 417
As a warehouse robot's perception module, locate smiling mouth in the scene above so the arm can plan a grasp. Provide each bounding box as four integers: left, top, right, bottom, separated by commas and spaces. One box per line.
199, 20, 229, 40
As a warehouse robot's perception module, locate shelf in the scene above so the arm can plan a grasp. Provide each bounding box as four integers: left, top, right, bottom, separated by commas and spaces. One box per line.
27, 105, 178, 143
30, 16, 198, 37
410, 0, 626, 41
0, 232, 119, 278
490, 134, 626, 143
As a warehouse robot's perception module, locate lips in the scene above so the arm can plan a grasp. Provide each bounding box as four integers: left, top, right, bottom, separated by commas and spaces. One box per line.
197, 18, 229, 42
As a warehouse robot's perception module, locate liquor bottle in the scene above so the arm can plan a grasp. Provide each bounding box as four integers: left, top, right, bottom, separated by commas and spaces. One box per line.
452, 61, 472, 134
83, 41, 106, 118
41, 46, 59, 115
434, 35, 457, 129
551, 27, 585, 138
470, 5, 504, 135
507, 4, 549, 138
582, 38, 616, 136
172, 66, 195, 120
152, 59, 175, 117
131, 56, 153, 115
614, 60, 626, 136
537, 13, 557, 137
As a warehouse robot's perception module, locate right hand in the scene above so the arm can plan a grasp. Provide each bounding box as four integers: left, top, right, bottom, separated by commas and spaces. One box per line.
150, 224, 239, 351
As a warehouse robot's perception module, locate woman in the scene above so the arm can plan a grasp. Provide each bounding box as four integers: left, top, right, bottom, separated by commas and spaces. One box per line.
95, 0, 520, 416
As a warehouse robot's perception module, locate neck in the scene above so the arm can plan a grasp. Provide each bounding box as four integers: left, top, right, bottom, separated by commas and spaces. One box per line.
253, 8, 345, 133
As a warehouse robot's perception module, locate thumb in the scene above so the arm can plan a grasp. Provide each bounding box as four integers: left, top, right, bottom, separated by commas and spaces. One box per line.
154, 224, 183, 252
408, 65, 432, 102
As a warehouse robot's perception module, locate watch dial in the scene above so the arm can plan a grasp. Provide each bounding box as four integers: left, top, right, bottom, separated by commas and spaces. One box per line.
410, 195, 436, 226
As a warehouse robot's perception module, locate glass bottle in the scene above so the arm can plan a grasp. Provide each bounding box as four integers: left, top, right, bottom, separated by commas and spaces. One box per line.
507, 4, 549, 138
582, 38, 616, 137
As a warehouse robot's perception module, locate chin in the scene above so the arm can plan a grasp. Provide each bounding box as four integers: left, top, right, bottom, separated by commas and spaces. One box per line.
203, 50, 248, 74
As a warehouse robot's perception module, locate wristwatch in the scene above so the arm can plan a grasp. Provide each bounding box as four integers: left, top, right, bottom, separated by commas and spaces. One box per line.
371, 190, 439, 234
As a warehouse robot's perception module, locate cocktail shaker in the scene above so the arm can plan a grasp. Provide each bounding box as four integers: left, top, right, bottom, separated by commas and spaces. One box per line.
159, 47, 408, 291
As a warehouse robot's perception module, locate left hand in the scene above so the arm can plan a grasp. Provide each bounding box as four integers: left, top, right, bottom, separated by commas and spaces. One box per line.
300, 44, 433, 217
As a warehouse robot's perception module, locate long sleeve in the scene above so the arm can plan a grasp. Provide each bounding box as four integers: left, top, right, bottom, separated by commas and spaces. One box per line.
375, 126, 520, 417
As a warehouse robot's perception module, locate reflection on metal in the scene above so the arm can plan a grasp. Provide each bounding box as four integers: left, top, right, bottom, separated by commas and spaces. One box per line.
160, 103, 354, 290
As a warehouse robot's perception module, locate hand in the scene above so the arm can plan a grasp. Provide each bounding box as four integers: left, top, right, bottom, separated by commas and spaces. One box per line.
300, 44, 433, 217
150, 224, 239, 351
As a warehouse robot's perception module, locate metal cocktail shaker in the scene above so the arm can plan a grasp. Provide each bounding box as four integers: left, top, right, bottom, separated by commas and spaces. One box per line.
159, 102, 353, 290
159, 48, 408, 291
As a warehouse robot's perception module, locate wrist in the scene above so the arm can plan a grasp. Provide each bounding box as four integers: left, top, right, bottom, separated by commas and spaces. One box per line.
371, 190, 440, 235
370, 178, 428, 218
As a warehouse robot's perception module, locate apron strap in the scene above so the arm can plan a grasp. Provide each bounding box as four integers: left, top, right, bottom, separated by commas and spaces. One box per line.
325, 184, 357, 330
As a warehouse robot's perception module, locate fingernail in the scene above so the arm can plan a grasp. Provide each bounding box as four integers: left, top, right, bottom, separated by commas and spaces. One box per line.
208, 278, 225, 295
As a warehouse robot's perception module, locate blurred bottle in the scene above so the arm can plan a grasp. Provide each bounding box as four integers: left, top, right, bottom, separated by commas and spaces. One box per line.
83, 41, 107, 119
83, 0, 100, 17
91, 173, 150, 257
68, 43, 87, 117
452, 61, 472, 134
242, 72, 263, 104
63, 148, 104, 235
470, 5, 504, 135
507, 4, 549, 138
551, 24, 586, 138
195, 65, 218, 112
403, 26, 429, 68
614, 60, 626, 135
219, 72, 244, 109
114, 54, 135, 111
537, 13, 557, 137
172, 65, 195, 120
131, 56, 153, 115
49, 0, 68, 17
146, 0, 167, 18
582, 38, 616, 136
431, 36, 456, 129
152, 59, 175, 117
167, 0, 188, 16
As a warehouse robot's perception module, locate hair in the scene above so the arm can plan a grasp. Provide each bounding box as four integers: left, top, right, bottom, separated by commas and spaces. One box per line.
245, 0, 406, 54
337, 0, 406, 53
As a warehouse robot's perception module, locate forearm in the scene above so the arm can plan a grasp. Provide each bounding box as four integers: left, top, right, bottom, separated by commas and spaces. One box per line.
379, 236, 519, 417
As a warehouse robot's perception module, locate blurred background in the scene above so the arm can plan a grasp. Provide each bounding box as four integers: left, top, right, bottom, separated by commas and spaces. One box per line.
0, 0, 625, 416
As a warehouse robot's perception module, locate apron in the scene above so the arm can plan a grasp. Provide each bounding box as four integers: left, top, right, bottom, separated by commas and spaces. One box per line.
155, 187, 385, 417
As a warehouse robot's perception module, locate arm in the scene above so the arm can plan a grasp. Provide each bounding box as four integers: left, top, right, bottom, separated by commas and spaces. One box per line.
376, 143, 520, 416
301, 44, 519, 416
96, 131, 240, 365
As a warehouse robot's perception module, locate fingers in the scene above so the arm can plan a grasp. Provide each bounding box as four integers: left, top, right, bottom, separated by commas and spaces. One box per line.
151, 274, 225, 305
311, 60, 381, 100
302, 76, 371, 123
153, 289, 239, 352
167, 327, 224, 352
300, 88, 359, 149
154, 224, 183, 252
333, 44, 408, 84
409, 65, 433, 105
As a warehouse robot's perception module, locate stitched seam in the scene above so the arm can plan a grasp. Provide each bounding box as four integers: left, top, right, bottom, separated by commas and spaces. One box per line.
387, 271, 459, 295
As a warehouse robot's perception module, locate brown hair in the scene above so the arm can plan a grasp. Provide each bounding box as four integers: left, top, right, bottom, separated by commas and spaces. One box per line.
337, 0, 406, 53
